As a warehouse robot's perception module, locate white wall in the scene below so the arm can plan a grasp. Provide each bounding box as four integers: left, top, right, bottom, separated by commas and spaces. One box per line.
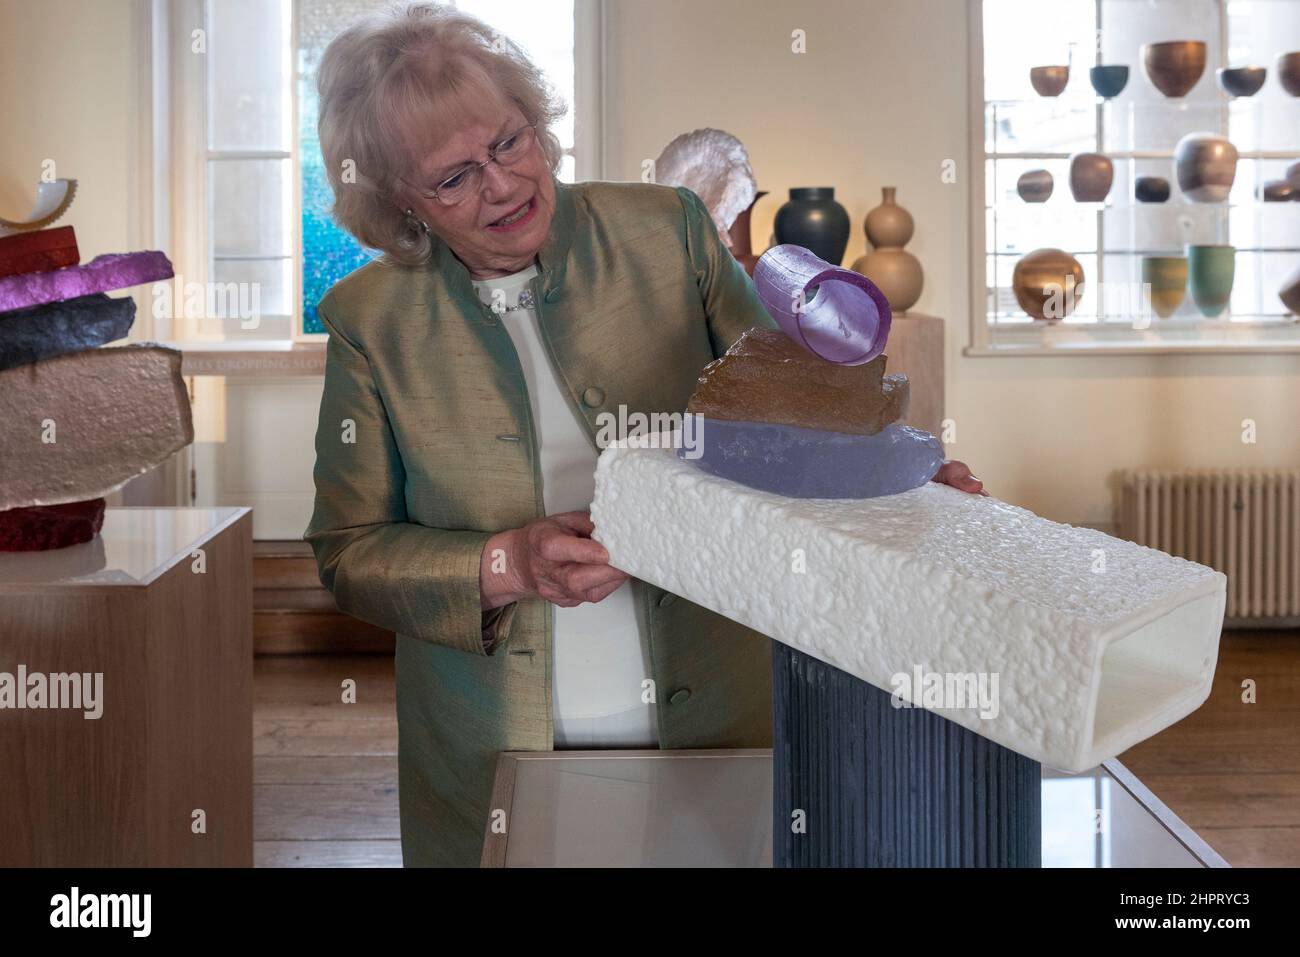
602, 0, 1300, 526
0, 0, 145, 260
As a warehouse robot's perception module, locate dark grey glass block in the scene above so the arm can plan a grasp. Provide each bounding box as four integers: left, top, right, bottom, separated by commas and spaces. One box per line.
772, 643, 1042, 867
0, 293, 135, 371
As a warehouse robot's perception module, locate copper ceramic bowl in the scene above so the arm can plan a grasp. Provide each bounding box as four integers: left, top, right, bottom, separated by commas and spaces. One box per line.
1142, 41, 1207, 97
1030, 65, 1069, 97
1013, 248, 1085, 321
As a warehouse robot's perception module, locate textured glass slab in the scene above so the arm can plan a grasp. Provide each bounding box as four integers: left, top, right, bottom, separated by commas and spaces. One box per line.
0, 293, 134, 372
680, 417, 944, 499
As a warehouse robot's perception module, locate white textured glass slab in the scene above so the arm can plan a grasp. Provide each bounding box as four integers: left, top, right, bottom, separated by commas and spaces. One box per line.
590, 434, 1226, 773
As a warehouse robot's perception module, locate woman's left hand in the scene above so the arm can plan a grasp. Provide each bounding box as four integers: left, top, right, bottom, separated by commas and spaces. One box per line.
931, 459, 989, 496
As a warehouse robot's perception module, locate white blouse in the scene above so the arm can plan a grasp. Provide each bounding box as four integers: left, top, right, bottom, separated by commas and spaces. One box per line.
471, 263, 658, 749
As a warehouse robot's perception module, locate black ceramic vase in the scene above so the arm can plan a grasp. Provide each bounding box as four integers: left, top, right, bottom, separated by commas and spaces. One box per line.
773, 187, 851, 266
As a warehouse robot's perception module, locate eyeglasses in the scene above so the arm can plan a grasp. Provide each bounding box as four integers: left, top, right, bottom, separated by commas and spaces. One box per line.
408, 123, 538, 206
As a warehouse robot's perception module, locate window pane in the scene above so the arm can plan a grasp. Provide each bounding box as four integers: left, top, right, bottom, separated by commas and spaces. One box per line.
210, 256, 292, 325
456, 0, 576, 148
984, 0, 1097, 104
987, 101, 1096, 155
988, 158, 1096, 255
1227, 0, 1300, 152
210, 158, 291, 257
207, 0, 291, 150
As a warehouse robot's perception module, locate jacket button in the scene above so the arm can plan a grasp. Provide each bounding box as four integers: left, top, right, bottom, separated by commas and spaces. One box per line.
545, 287, 561, 303
581, 386, 605, 407
669, 688, 691, 705
658, 592, 676, 608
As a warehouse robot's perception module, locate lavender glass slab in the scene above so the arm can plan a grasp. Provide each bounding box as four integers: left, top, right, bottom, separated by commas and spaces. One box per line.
680, 417, 944, 499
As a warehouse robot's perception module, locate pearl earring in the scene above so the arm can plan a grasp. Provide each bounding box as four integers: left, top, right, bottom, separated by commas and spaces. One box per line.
404, 207, 430, 234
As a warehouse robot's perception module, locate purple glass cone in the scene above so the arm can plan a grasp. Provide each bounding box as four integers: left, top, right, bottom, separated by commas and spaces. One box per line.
680, 417, 944, 499
753, 244, 892, 366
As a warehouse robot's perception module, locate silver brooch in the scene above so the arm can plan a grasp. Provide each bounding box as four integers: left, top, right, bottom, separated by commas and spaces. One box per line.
488, 286, 536, 315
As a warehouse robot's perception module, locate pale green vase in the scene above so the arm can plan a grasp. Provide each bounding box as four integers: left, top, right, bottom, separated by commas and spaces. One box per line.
1187, 245, 1235, 318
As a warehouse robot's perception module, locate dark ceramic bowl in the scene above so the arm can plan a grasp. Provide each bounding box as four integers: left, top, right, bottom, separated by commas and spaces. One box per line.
1135, 176, 1171, 203
1259, 180, 1296, 202
1090, 65, 1129, 98
1279, 52, 1300, 96
1217, 66, 1266, 97
1016, 169, 1054, 203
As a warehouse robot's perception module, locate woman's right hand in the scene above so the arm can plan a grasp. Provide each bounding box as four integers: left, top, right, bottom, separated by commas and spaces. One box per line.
480, 510, 629, 609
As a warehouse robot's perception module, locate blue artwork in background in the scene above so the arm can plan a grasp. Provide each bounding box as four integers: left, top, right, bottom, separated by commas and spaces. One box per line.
300, 134, 377, 335
299, 0, 381, 336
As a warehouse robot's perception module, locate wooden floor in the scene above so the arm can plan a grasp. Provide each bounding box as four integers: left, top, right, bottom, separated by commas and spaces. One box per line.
254, 654, 402, 867
1118, 629, 1300, 868
253, 629, 1300, 868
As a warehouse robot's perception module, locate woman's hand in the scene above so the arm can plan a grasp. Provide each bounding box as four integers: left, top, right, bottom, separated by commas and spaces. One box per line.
931, 459, 989, 496
480, 511, 629, 609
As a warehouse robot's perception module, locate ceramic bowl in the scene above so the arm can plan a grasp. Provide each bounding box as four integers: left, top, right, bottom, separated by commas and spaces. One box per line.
1259, 180, 1296, 202
1089, 64, 1129, 98
1135, 176, 1171, 203
1016, 169, 1054, 203
1217, 66, 1266, 97
1278, 52, 1300, 96
1030, 65, 1069, 97
1142, 41, 1207, 97
1174, 133, 1238, 202
1069, 152, 1114, 202
1013, 248, 1085, 321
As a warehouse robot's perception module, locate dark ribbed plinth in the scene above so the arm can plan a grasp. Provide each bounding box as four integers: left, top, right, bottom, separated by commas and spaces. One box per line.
772, 643, 1041, 867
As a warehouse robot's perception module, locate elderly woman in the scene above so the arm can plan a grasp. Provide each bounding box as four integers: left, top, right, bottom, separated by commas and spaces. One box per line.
306, 1, 986, 868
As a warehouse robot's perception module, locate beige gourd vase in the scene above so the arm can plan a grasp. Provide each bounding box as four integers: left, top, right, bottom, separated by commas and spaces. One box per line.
850, 187, 924, 314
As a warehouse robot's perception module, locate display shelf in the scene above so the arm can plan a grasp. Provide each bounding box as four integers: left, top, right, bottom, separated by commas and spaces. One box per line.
986, 202, 1299, 211
986, 97, 1300, 157
988, 248, 1300, 256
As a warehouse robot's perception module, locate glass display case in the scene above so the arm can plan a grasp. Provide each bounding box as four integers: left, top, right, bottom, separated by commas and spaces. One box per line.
978, 0, 1300, 348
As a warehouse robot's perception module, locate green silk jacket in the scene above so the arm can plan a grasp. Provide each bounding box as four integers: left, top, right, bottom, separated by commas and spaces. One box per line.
305, 179, 778, 867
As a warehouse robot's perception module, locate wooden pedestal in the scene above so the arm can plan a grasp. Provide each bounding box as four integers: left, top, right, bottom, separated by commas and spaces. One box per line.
0, 507, 253, 866
884, 313, 945, 438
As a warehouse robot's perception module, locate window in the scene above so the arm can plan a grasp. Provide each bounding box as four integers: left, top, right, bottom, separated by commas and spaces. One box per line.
200, 0, 582, 340
971, 0, 1300, 354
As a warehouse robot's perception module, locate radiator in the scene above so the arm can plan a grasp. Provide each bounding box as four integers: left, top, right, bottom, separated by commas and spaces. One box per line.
1119, 469, 1300, 623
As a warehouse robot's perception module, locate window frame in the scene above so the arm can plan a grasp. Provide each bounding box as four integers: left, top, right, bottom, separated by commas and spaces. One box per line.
965, 0, 1300, 357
